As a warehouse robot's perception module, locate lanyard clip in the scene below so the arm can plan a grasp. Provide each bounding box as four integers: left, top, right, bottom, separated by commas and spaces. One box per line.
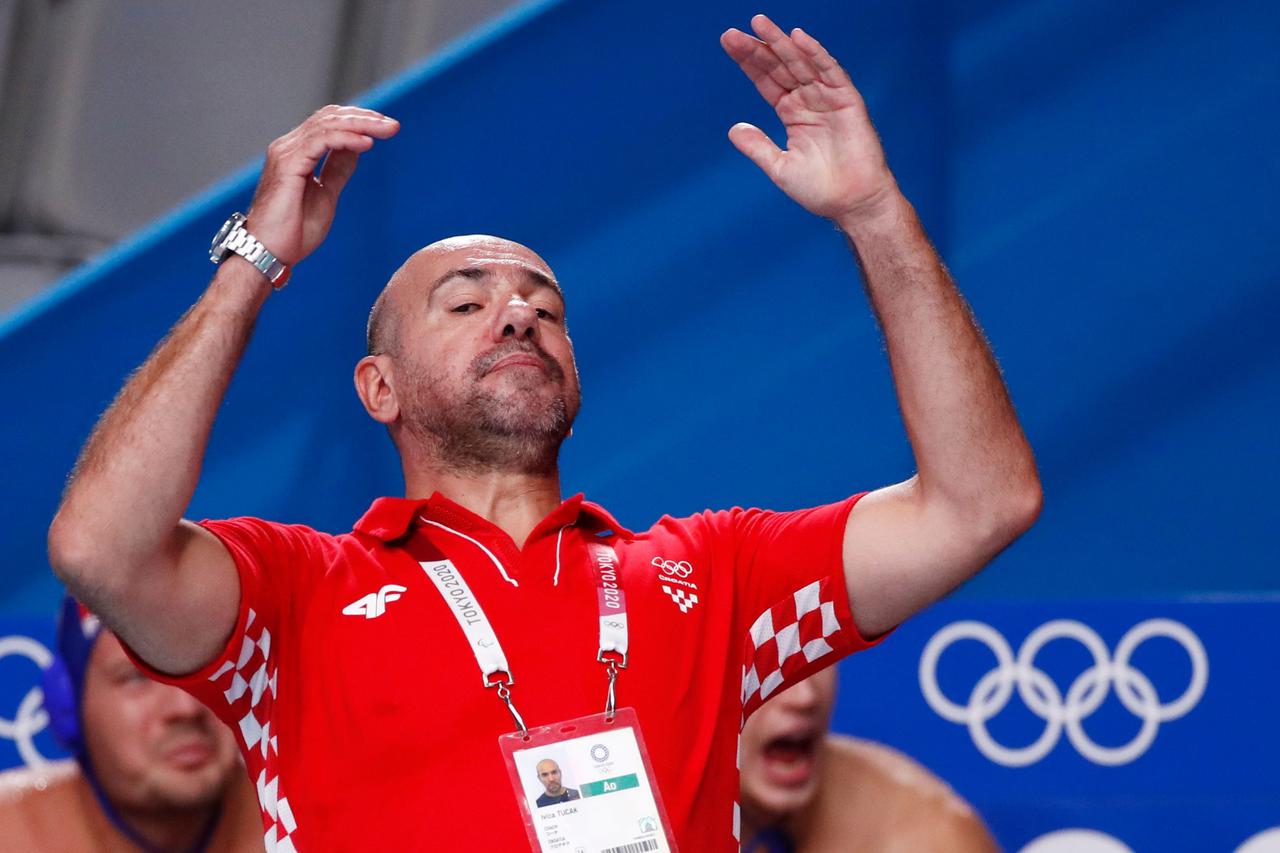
597, 649, 628, 669
484, 671, 528, 737
598, 651, 626, 721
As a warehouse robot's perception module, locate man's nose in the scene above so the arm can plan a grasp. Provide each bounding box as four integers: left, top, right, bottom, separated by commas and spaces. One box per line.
155, 683, 210, 721
777, 676, 821, 710
492, 296, 539, 342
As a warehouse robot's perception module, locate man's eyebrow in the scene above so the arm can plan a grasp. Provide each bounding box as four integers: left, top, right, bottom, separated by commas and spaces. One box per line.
429, 265, 563, 300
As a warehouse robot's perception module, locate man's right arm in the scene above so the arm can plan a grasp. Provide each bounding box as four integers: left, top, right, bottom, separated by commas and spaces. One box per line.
47, 105, 398, 675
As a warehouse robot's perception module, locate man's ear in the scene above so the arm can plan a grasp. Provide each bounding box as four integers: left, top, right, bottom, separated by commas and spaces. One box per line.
354, 355, 400, 425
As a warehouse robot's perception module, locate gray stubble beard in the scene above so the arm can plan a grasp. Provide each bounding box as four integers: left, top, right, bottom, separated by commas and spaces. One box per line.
401, 361, 577, 477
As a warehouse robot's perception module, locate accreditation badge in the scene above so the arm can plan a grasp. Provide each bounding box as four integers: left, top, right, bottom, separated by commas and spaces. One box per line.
500, 708, 678, 852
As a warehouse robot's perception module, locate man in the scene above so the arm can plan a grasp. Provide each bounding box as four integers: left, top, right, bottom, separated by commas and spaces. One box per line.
739, 668, 997, 852
48, 15, 1040, 851
0, 598, 261, 852
534, 759, 580, 808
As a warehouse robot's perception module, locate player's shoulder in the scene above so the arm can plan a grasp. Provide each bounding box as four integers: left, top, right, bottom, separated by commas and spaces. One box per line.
823, 735, 996, 849
0, 760, 88, 845
0, 758, 79, 804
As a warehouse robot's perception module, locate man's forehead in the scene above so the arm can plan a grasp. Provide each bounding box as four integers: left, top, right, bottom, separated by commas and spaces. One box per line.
412, 235, 554, 279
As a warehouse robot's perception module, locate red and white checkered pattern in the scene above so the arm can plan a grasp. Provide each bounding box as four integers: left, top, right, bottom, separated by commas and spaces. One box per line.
661, 583, 700, 613
739, 578, 843, 719
206, 608, 297, 852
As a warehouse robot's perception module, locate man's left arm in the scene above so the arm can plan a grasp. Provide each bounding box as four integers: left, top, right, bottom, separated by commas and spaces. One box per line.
722, 16, 1042, 640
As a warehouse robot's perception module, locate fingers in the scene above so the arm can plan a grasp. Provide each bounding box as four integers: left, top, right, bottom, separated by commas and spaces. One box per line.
720, 28, 789, 105
297, 130, 376, 171
791, 26, 852, 88
317, 148, 360, 198
315, 107, 401, 140
727, 122, 782, 178
267, 105, 399, 179
749, 14, 816, 85
722, 17, 852, 103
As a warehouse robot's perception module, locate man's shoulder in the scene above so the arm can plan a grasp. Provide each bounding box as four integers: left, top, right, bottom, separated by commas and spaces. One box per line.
0, 760, 93, 846
199, 514, 376, 565
566, 787, 581, 800
0, 759, 80, 805
613, 507, 740, 553
823, 734, 973, 810
816, 735, 997, 851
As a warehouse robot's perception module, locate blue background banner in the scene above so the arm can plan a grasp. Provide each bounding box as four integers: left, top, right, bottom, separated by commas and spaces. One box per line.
7, 598, 1276, 850
834, 598, 1280, 851
1, 0, 1276, 848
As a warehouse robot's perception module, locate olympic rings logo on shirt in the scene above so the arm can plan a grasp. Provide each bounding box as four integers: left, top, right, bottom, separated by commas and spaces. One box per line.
0, 634, 55, 769
918, 618, 1208, 767
651, 557, 693, 579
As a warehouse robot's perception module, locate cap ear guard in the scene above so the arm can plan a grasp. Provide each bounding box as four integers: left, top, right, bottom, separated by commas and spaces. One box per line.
40, 594, 99, 757
41, 654, 82, 752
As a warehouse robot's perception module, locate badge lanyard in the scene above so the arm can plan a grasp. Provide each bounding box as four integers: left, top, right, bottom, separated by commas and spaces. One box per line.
416, 524, 627, 736
414, 522, 680, 852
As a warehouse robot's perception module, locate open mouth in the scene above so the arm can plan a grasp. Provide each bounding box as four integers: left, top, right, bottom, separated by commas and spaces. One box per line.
761, 733, 819, 786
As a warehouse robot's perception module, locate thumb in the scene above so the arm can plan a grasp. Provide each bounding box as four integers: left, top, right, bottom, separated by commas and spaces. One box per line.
728, 122, 783, 178
317, 148, 360, 199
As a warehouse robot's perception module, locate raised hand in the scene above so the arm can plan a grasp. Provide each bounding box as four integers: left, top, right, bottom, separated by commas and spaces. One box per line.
246, 105, 400, 266
721, 15, 898, 225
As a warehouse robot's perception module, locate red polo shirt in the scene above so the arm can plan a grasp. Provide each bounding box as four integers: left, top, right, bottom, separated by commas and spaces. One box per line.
131, 492, 882, 851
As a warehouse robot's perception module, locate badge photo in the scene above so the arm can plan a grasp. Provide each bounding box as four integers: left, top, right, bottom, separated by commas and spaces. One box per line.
501, 709, 678, 853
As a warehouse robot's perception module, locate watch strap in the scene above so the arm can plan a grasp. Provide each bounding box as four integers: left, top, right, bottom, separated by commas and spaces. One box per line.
212, 213, 290, 288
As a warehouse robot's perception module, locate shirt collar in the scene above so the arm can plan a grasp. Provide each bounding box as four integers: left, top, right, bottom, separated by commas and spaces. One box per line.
352, 492, 634, 543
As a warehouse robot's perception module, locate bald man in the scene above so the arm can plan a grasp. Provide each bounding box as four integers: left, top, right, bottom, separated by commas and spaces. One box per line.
49, 15, 1039, 850
534, 760, 580, 808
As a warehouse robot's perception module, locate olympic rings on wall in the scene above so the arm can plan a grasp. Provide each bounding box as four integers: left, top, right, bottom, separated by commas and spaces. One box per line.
919, 619, 1208, 767
0, 634, 55, 768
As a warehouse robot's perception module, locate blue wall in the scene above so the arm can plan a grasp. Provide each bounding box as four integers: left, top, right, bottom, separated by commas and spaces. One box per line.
5, 0, 1275, 616
1, 0, 1275, 631
2, 1, 1277, 848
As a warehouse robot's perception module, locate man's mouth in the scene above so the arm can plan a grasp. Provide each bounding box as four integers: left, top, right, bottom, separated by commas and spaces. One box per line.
164, 737, 216, 770
761, 733, 819, 786
487, 353, 547, 374
477, 345, 561, 380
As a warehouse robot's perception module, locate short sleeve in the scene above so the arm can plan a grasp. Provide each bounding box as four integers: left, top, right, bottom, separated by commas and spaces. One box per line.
711, 493, 889, 718
122, 517, 325, 731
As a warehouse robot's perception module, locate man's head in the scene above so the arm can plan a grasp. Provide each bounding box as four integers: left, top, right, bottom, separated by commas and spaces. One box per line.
536, 758, 565, 796
79, 630, 241, 813
739, 667, 838, 822
356, 235, 580, 476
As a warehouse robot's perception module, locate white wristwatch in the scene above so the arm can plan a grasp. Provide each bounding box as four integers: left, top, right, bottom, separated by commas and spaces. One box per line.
209, 213, 290, 288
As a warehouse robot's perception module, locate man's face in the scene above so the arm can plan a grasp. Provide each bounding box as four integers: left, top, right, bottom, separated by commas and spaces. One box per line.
79, 632, 240, 812
537, 759, 565, 795
381, 236, 581, 473
739, 667, 838, 820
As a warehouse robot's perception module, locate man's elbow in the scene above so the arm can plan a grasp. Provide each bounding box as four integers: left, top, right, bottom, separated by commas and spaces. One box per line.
991, 470, 1043, 545
944, 468, 1041, 557
47, 508, 125, 597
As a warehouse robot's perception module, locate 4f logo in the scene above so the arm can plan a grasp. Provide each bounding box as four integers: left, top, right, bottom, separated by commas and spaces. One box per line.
343, 584, 407, 619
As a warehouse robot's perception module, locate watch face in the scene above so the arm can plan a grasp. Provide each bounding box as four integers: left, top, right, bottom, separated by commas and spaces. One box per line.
209, 214, 243, 261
